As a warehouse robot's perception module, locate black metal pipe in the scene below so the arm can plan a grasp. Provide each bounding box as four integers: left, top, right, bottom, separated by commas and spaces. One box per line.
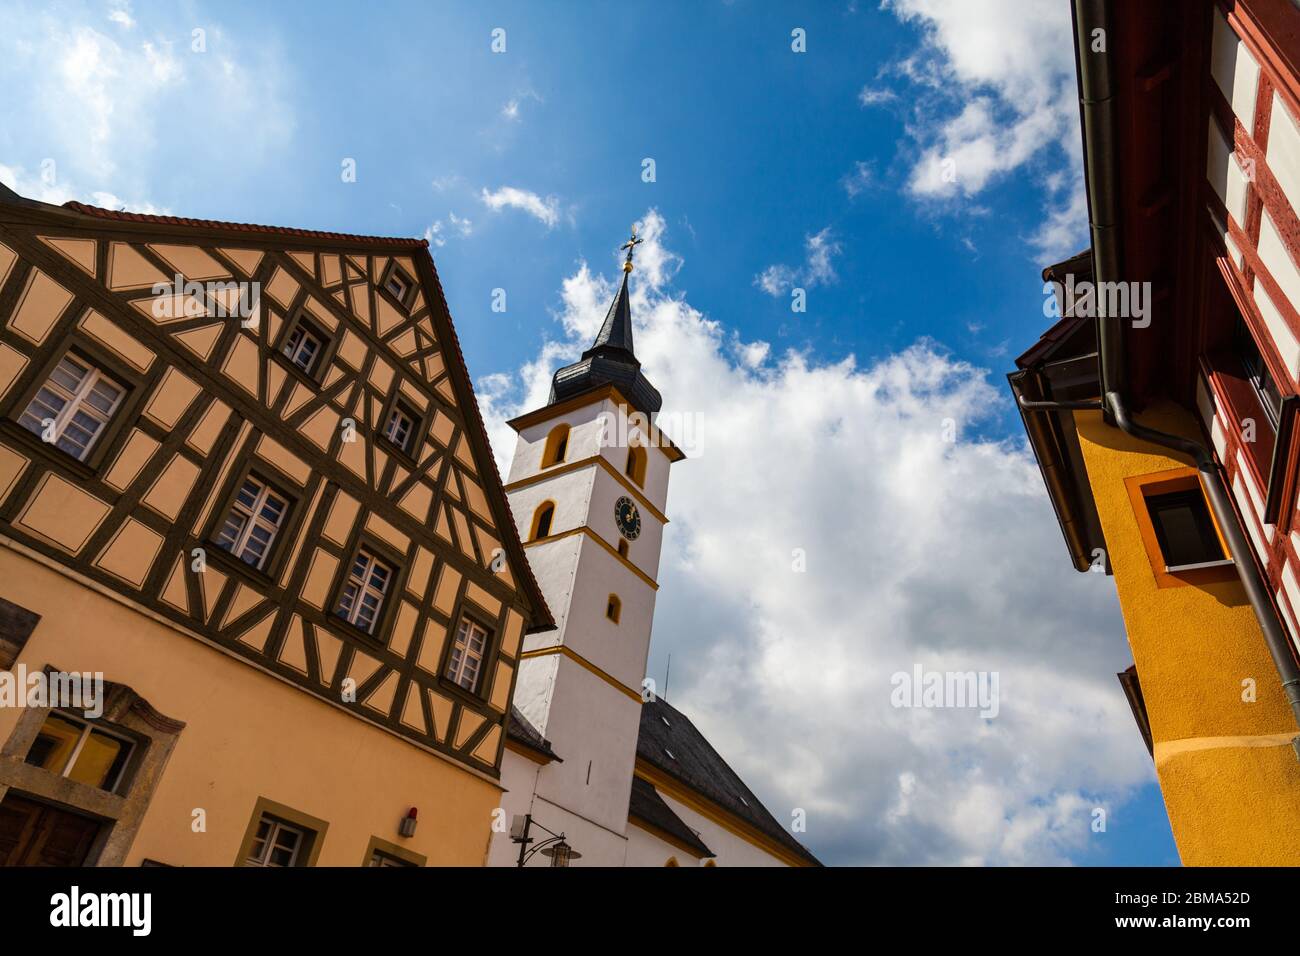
1107, 392, 1300, 745
1017, 395, 1105, 411
1073, 0, 1300, 754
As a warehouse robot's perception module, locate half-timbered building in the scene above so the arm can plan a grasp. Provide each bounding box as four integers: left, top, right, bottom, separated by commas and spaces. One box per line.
0, 184, 551, 866
1011, 0, 1300, 863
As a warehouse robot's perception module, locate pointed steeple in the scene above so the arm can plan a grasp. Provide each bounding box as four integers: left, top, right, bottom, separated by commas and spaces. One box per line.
549, 225, 662, 416
589, 268, 635, 356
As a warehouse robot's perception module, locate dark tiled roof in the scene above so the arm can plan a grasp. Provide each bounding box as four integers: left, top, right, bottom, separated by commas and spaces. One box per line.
628, 775, 713, 858
549, 267, 662, 416
637, 698, 820, 865
60, 200, 429, 248
506, 707, 560, 762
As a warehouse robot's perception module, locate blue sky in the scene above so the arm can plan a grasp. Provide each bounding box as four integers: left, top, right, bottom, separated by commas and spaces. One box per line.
0, 0, 1178, 865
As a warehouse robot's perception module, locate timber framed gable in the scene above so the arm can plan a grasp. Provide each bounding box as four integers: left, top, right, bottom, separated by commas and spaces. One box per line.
0, 193, 551, 778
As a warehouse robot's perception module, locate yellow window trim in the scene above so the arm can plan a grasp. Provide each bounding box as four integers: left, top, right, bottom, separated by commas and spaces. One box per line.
505, 455, 669, 525
1123, 466, 1238, 590
524, 525, 658, 591
519, 644, 642, 701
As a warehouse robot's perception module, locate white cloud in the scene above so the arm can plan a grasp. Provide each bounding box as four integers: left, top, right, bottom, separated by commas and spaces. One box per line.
107, 1, 133, 29
858, 86, 896, 106
755, 227, 842, 296
881, 0, 1087, 259
501, 88, 541, 122
479, 185, 561, 228
0, 7, 295, 200
841, 160, 873, 198
0, 162, 166, 214
477, 213, 1151, 865
423, 211, 473, 248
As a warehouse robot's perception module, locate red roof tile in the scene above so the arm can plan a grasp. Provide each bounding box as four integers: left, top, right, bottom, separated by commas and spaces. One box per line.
60, 201, 429, 249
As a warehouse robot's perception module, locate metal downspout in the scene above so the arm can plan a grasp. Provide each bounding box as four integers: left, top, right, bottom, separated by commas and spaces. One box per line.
1072, 0, 1300, 753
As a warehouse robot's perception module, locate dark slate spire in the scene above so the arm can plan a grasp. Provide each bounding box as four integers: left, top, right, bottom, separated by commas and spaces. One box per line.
548, 225, 662, 416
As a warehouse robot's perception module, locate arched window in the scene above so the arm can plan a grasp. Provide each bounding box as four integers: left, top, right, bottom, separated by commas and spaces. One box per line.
541, 424, 570, 468
664, 856, 679, 867
704, 859, 717, 867
530, 501, 555, 541
605, 594, 621, 624
625, 444, 647, 487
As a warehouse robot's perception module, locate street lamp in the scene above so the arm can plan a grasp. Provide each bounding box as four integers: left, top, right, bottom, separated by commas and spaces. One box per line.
510, 814, 583, 867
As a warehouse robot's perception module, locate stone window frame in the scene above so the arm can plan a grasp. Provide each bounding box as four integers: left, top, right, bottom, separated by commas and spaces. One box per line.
0, 670, 185, 866
235, 796, 329, 867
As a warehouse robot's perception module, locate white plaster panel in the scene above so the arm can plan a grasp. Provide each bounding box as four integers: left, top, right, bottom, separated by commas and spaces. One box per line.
1210, 6, 1260, 127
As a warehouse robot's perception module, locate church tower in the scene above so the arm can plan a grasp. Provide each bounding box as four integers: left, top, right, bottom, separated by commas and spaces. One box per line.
501, 228, 684, 857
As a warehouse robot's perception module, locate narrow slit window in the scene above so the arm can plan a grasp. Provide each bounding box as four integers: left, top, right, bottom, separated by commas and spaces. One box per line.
19, 355, 125, 461
335, 548, 394, 634
1145, 489, 1227, 571
542, 424, 570, 467
625, 444, 647, 487
531, 502, 555, 540
446, 617, 490, 692
214, 475, 291, 570
606, 594, 621, 623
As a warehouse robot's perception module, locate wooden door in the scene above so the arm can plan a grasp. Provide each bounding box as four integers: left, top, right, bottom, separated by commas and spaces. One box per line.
0, 794, 100, 866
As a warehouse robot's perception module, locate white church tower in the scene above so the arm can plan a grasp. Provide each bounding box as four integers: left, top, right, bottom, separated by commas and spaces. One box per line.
488, 229, 685, 865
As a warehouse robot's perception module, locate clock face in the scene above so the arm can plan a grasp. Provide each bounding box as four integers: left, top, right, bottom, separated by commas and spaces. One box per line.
614, 495, 642, 540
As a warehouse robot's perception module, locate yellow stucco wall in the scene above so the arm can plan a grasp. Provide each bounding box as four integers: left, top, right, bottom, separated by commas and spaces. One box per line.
1074, 402, 1300, 864
0, 546, 500, 866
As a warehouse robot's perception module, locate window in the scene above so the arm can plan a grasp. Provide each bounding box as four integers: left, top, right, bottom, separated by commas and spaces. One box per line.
1236, 317, 1283, 428
625, 444, 647, 487
245, 816, 307, 867
214, 474, 291, 570
530, 502, 555, 541
335, 548, 394, 634
384, 270, 412, 303
368, 849, 418, 867
384, 400, 417, 454
606, 594, 621, 623
541, 424, 570, 467
25, 711, 134, 794
617, 539, 629, 558
1145, 489, 1227, 571
282, 316, 327, 376
445, 616, 490, 692
236, 798, 327, 867
19, 355, 125, 461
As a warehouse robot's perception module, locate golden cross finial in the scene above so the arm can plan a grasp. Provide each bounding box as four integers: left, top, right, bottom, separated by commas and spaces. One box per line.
620, 225, 642, 273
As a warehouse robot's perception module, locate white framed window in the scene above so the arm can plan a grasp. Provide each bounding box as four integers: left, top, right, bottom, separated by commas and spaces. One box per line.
19, 355, 125, 461
384, 402, 416, 453
214, 475, 291, 570
368, 849, 417, 867
336, 547, 393, 634
282, 319, 325, 375
24, 710, 135, 794
445, 616, 490, 692
385, 271, 411, 302
246, 816, 306, 867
